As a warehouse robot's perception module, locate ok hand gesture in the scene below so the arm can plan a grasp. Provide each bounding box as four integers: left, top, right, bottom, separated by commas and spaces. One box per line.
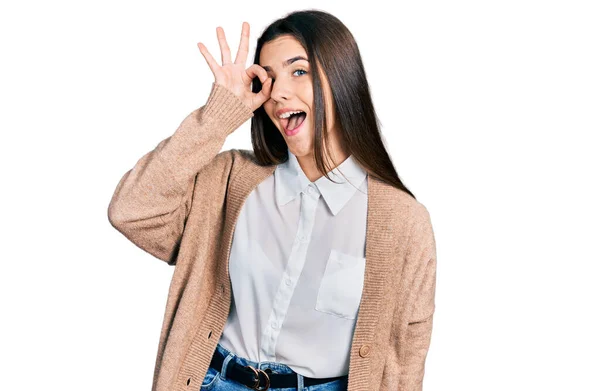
197, 22, 272, 112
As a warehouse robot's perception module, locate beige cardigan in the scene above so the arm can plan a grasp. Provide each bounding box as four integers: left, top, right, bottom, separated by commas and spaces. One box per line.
107, 82, 437, 391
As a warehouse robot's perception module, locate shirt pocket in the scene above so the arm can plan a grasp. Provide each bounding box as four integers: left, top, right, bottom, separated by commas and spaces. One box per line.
315, 249, 366, 320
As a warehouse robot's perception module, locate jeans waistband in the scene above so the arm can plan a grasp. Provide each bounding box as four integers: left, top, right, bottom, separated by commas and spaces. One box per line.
212, 342, 348, 390
214, 342, 299, 375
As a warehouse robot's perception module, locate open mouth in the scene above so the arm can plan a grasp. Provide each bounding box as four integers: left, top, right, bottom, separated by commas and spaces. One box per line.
280, 111, 307, 134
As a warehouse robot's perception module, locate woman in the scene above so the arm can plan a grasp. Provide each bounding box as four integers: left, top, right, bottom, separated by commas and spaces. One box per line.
108, 9, 437, 391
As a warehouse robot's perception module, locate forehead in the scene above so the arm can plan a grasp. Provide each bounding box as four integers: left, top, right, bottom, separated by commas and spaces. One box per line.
259, 36, 307, 67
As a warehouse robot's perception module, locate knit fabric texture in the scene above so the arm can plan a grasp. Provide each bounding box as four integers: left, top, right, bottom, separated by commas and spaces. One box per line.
107, 82, 437, 391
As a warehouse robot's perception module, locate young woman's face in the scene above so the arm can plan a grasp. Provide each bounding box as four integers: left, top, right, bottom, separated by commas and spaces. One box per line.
260, 35, 335, 158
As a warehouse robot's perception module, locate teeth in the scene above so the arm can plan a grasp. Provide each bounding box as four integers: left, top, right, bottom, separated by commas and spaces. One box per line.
278, 110, 303, 119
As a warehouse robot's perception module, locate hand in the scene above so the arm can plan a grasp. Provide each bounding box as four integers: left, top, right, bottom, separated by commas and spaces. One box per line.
197, 22, 272, 112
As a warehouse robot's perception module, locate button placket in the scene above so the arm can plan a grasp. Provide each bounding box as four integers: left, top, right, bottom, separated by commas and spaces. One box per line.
259, 186, 319, 362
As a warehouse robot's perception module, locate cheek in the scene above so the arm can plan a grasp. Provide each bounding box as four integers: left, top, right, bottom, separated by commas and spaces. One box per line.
263, 100, 273, 112
302, 85, 314, 109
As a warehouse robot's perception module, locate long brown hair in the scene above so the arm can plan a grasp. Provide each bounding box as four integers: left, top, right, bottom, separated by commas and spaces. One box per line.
250, 9, 416, 199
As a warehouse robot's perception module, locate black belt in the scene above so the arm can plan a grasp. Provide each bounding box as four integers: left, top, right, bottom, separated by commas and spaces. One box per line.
209, 347, 348, 390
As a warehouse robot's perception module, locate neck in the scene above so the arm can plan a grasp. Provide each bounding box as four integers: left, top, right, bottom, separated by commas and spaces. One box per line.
296, 144, 349, 183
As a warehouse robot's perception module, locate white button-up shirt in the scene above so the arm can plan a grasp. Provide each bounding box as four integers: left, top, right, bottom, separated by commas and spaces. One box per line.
218, 149, 368, 378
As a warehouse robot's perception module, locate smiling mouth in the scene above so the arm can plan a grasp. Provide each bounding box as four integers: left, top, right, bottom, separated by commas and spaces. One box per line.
280, 111, 307, 133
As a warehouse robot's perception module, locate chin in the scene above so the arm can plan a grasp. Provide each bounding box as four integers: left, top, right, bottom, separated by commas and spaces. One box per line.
287, 142, 314, 157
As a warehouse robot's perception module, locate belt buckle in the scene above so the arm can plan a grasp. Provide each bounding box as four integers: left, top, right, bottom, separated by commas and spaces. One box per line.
244, 366, 271, 390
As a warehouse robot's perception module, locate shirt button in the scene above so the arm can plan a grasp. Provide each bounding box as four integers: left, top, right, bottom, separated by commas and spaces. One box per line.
271, 321, 277, 329
359, 344, 371, 357
285, 278, 292, 286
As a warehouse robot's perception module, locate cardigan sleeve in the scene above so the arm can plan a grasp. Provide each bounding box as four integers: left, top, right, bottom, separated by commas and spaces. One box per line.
107, 83, 254, 265
390, 202, 437, 391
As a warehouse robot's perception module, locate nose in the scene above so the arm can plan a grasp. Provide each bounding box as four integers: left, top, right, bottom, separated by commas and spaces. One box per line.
268, 77, 290, 102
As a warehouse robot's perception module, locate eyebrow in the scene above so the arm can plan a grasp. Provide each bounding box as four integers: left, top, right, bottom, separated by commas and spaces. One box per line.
261, 56, 309, 72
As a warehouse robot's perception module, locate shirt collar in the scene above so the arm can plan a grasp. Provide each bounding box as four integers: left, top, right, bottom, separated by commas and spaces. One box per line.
274, 149, 367, 216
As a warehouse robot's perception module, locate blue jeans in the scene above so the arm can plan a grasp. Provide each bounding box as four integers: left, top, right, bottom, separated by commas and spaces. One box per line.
200, 343, 349, 391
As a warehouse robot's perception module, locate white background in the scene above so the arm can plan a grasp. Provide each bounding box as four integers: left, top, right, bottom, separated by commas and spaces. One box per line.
1, 1, 599, 390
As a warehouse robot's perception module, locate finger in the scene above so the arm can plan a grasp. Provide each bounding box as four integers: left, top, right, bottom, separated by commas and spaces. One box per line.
255, 77, 273, 103
234, 22, 250, 65
216, 26, 232, 65
197, 42, 221, 76
245, 64, 269, 84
